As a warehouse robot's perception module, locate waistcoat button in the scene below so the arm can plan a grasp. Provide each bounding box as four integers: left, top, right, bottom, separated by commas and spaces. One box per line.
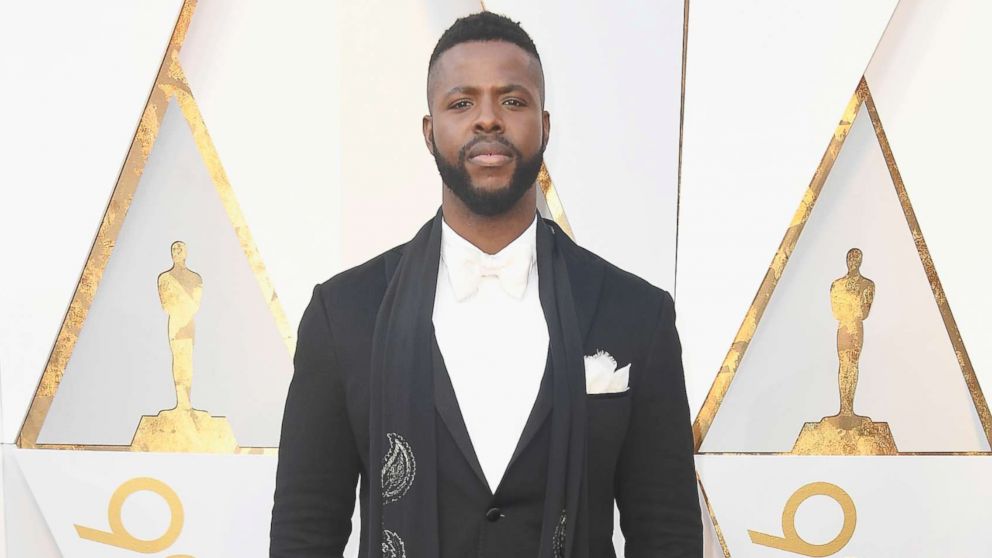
485, 507, 502, 522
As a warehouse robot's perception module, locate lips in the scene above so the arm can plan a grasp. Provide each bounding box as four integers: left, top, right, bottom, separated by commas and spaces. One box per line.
466, 141, 514, 167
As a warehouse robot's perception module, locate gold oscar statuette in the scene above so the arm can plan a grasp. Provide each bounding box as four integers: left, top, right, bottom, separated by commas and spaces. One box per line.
792, 248, 897, 455
131, 241, 238, 452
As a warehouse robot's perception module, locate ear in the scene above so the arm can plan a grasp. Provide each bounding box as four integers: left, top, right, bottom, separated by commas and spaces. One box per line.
541, 110, 551, 151
422, 115, 435, 155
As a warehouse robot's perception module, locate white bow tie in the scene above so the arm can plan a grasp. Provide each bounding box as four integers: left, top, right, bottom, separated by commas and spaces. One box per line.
446, 249, 532, 301
441, 219, 536, 302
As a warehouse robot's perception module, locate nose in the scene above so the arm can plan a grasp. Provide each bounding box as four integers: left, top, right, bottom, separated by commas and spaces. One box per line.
473, 97, 504, 134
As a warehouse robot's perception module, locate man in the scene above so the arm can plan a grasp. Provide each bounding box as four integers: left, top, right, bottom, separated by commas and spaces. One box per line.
271, 12, 702, 558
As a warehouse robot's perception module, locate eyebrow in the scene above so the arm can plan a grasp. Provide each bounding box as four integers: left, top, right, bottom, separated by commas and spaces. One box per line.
444, 84, 532, 97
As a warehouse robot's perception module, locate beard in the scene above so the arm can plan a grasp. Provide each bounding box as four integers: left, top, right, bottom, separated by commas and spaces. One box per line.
433, 134, 544, 217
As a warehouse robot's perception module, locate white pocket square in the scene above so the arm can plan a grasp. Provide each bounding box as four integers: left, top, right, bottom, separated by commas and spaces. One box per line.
584, 350, 630, 394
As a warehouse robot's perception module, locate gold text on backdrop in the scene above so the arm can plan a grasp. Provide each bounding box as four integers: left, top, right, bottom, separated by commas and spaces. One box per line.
75, 477, 193, 557
748, 482, 856, 557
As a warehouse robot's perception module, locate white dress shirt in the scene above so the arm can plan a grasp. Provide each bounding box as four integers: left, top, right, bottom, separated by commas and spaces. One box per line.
432, 215, 549, 493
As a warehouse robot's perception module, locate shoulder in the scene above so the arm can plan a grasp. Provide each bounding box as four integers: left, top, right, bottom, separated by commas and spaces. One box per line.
601, 255, 672, 314
550, 218, 673, 321
313, 242, 406, 320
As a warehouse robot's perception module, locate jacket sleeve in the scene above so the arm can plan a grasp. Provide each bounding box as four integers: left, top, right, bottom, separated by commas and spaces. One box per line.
615, 290, 703, 557
270, 285, 361, 557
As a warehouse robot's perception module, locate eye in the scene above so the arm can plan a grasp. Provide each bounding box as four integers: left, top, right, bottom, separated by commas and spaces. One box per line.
449, 99, 472, 110
503, 98, 526, 107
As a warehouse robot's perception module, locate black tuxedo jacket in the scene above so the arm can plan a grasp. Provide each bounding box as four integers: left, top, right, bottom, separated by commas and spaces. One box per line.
270, 218, 702, 557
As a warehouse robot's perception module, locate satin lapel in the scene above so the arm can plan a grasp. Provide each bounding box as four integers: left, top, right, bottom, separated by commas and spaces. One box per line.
430, 332, 491, 493
498, 350, 552, 492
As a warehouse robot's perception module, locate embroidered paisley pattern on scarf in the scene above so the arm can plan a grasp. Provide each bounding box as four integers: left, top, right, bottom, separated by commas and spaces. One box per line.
382, 529, 407, 558
382, 432, 417, 504
381, 433, 415, 557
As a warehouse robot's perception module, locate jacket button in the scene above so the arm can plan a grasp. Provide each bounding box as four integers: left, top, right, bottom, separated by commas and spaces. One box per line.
485, 507, 502, 522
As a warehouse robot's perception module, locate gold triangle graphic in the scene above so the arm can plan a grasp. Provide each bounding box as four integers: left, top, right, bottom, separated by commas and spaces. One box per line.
692, 77, 992, 457
17, 0, 289, 455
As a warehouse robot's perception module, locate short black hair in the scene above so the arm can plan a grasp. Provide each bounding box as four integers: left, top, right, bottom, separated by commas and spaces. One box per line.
427, 12, 544, 107
429, 11, 541, 70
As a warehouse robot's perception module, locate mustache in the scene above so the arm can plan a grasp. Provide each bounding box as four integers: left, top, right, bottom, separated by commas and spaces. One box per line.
457, 135, 522, 162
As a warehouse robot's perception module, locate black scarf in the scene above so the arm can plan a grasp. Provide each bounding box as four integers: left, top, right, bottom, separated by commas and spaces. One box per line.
369, 208, 589, 558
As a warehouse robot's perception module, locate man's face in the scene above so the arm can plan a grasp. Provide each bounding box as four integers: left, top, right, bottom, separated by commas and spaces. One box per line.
424, 41, 550, 217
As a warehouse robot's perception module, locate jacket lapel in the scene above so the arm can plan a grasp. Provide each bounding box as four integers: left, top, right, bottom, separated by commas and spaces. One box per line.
497, 350, 553, 490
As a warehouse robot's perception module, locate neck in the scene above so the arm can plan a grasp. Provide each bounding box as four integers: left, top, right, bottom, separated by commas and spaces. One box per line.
441, 187, 537, 254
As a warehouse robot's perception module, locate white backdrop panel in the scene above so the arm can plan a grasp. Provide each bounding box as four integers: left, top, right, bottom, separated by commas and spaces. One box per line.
15, 449, 276, 558
0, 0, 185, 443
676, 0, 898, 415
2, 447, 61, 557
698, 455, 992, 557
